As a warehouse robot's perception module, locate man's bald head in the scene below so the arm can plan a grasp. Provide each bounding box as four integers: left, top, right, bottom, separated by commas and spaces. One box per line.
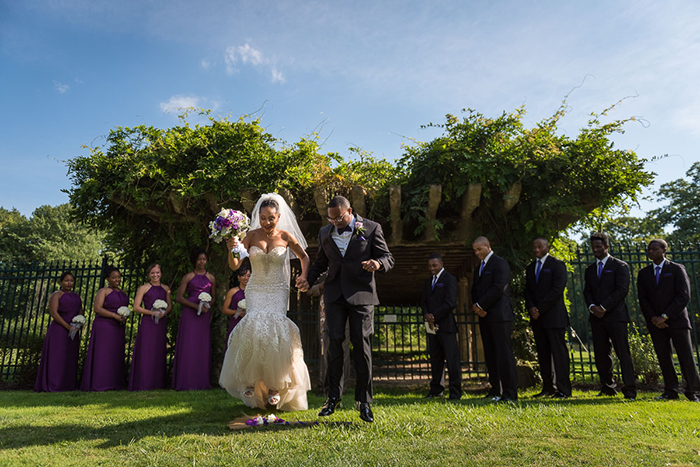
472, 236, 492, 261
473, 236, 490, 247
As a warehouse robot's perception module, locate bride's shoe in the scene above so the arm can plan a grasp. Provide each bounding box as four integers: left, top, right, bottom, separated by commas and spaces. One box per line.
268, 390, 280, 406
243, 387, 254, 398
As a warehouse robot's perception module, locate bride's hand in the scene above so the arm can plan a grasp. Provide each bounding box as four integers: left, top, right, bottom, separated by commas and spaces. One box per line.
226, 237, 239, 251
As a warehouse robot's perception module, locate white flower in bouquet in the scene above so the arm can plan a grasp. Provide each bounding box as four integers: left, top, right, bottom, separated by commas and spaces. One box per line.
151, 299, 168, 323
117, 306, 131, 318
234, 299, 247, 318
197, 292, 212, 315
72, 315, 86, 325
69, 315, 86, 340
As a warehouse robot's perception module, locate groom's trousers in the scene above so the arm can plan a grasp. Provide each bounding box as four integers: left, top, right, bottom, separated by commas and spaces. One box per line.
325, 296, 374, 403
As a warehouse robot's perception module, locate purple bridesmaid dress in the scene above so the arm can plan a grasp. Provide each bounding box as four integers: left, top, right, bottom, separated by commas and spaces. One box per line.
80, 289, 129, 391
171, 272, 213, 390
128, 285, 168, 391
224, 288, 245, 354
34, 292, 82, 392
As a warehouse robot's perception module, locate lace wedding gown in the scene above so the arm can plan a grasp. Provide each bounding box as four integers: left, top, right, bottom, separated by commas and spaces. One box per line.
219, 246, 311, 411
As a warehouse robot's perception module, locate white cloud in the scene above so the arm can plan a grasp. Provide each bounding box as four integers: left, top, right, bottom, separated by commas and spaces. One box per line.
53, 81, 69, 93
159, 95, 201, 113
159, 95, 221, 114
201, 58, 211, 70
271, 67, 285, 84
224, 42, 284, 84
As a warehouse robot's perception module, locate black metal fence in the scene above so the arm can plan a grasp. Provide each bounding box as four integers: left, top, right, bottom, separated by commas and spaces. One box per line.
2, 243, 700, 389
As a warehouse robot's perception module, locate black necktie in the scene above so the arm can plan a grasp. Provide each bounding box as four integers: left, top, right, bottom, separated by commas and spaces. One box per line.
337, 226, 352, 234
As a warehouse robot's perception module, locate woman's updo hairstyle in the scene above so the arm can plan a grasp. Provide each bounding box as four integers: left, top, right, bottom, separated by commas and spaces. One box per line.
259, 198, 279, 213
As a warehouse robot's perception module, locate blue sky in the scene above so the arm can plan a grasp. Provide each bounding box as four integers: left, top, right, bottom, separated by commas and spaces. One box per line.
1, 0, 699, 217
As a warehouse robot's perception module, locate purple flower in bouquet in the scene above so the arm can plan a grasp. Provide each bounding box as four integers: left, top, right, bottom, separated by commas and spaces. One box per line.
209, 209, 251, 255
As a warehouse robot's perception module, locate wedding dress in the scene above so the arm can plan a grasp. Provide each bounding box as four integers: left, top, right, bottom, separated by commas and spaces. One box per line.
219, 245, 311, 411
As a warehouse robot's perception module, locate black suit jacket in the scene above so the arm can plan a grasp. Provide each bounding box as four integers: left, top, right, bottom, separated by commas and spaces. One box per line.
583, 255, 631, 323
525, 255, 569, 329
421, 271, 458, 334
637, 260, 692, 329
471, 254, 514, 322
307, 215, 394, 306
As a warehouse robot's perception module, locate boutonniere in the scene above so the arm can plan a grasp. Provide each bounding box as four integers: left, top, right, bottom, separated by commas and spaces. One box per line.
354, 221, 367, 241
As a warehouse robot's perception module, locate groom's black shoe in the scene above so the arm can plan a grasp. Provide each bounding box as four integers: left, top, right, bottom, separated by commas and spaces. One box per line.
318, 397, 342, 416
358, 402, 374, 423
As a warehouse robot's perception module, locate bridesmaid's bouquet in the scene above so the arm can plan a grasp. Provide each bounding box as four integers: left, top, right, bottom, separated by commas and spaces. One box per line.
69, 315, 86, 340
117, 306, 131, 324
209, 209, 250, 258
197, 292, 212, 316
152, 299, 167, 324
234, 299, 247, 318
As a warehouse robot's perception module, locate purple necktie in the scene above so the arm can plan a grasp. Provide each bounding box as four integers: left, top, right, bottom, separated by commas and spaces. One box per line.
535, 259, 542, 283
655, 265, 661, 285
432, 276, 437, 290
597, 261, 603, 279
479, 261, 485, 276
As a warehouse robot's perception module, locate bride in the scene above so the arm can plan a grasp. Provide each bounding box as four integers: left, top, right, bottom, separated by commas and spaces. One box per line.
220, 193, 311, 411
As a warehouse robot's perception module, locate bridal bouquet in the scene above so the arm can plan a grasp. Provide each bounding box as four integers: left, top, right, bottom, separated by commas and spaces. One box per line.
69, 315, 86, 340
152, 299, 167, 324
117, 306, 131, 323
209, 209, 250, 258
197, 292, 212, 315
234, 299, 247, 318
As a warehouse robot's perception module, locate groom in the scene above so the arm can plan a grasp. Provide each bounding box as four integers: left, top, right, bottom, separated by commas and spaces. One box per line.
298, 195, 394, 423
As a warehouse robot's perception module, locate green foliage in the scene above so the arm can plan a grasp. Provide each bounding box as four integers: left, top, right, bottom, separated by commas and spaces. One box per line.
649, 162, 700, 243
0, 204, 106, 263
398, 102, 654, 268
622, 324, 660, 385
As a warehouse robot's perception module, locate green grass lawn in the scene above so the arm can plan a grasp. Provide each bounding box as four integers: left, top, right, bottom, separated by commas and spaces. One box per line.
1, 388, 699, 466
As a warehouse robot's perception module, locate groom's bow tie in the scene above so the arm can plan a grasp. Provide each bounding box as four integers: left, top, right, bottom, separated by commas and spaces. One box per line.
337, 225, 352, 234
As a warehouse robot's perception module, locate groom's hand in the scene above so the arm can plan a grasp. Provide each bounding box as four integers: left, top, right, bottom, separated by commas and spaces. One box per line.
296, 277, 309, 292
362, 259, 381, 272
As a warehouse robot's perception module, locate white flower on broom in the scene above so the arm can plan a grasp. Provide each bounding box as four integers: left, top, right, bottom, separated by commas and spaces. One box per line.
197, 292, 212, 315
234, 299, 246, 319
117, 306, 131, 322
69, 314, 86, 340
151, 299, 168, 324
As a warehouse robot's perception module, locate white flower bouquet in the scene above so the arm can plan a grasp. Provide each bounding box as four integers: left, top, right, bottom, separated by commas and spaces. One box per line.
151, 299, 167, 323
69, 314, 86, 340
117, 306, 131, 323
234, 299, 247, 318
208, 209, 250, 258
197, 292, 212, 315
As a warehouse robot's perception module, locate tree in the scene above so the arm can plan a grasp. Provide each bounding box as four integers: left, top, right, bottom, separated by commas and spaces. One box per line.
397, 102, 654, 267
0, 204, 106, 264
648, 162, 700, 243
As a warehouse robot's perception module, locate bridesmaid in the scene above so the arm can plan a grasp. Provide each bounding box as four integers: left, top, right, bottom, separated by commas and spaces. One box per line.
35, 271, 83, 392
222, 265, 251, 354
171, 247, 217, 390
81, 265, 129, 391
128, 263, 172, 391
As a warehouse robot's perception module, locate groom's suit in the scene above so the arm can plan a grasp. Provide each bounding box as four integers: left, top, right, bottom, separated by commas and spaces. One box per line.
307, 215, 394, 403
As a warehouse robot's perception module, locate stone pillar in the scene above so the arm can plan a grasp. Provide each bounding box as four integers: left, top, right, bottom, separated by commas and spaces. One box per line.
389, 185, 403, 244
423, 184, 442, 241
351, 186, 366, 217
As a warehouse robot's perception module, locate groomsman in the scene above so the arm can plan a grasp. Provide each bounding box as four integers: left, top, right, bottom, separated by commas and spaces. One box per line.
421, 253, 462, 400
525, 237, 572, 398
637, 239, 700, 401
471, 236, 518, 402
583, 232, 637, 400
